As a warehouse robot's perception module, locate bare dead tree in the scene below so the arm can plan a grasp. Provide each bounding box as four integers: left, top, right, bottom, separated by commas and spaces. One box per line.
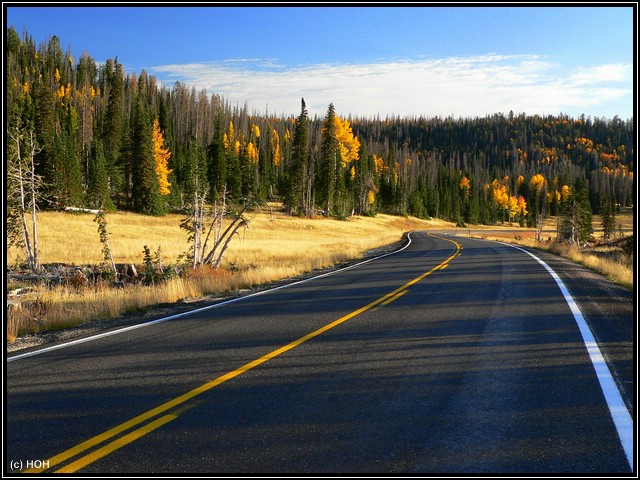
203, 202, 250, 269
7, 122, 44, 273
180, 186, 250, 269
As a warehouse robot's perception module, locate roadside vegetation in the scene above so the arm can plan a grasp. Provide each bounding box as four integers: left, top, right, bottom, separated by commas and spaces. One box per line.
466, 210, 634, 289
6, 207, 633, 343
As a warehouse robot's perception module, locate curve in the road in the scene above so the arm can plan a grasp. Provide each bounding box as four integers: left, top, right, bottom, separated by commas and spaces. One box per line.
22, 232, 461, 473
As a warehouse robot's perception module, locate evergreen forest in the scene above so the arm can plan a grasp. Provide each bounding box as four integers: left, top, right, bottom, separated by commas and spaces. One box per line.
6, 29, 635, 236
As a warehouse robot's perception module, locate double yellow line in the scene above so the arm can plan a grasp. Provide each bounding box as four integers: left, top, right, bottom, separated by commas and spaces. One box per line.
25, 233, 461, 473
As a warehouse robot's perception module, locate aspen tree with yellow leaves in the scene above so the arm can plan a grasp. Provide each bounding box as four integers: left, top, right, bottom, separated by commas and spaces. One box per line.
271, 129, 283, 167
152, 118, 172, 196
529, 173, 548, 240
333, 116, 360, 168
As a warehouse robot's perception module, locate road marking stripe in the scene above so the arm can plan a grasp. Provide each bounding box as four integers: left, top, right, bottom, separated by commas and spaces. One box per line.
53, 415, 178, 473
502, 242, 634, 471
25, 233, 460, 473
380, 289, 409, 306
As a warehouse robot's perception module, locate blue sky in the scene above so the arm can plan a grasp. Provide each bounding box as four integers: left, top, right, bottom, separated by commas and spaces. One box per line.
4, 4, 635, 120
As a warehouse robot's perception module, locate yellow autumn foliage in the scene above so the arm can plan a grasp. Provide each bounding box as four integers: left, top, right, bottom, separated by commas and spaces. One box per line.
529, 173, 547, 194
247, 141, 258, 164
152, 118, 172, 195
373, 154, 386, 175
333, 116, 361, 167
271, 129, 282, 166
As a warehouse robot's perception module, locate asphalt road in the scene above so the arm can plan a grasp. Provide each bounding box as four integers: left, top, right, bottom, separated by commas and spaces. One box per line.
5, 232, 634, 474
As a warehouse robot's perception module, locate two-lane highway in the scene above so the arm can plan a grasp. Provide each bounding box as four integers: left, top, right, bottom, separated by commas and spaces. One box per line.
5, 232, 634, 474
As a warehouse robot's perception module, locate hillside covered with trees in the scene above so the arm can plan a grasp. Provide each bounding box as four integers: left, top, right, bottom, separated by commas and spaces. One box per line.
7, 28, 635, 244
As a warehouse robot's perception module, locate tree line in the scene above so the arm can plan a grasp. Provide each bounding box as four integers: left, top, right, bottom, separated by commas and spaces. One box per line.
6, 28, 635, 237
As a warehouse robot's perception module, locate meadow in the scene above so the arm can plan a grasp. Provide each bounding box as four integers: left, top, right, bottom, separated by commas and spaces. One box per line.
6, 206, 633, 342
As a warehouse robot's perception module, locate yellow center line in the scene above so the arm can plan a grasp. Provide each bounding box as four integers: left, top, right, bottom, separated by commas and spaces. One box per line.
380, 289, 409, 306
26, 233, 461, 473
54, 415, 178, 473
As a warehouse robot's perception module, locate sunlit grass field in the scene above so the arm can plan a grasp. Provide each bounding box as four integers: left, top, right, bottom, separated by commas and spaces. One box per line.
7, 207, 450, 269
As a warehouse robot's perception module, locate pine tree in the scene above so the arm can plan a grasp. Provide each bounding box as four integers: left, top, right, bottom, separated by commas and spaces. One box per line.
318, 103, 339, 216
207, 112, 227, 200
60, 104, 85, 207
87, 139, 115, 210
102, 59, 124, 202
354, 142, 371, 215
184, 137, 209, 200
131, 97, 164, 215
32, 79, 56, 208
558, 177, 593, 246
600, 195, 617, 240
93, 210, 116, 278
119, 117, 133, 209
285, 98, 310, 215
77, 52, 97, 182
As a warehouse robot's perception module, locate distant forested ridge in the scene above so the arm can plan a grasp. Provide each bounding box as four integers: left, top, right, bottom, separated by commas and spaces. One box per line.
6, 28, 635, 227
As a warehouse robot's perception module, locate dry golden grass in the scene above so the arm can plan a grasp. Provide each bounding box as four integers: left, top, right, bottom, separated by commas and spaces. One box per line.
7, 210, 191, 266
7, 207, 450, 268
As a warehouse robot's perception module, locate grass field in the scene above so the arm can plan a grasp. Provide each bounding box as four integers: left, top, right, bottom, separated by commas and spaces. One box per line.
6, 206, 633, 342
6, 207, 452, 269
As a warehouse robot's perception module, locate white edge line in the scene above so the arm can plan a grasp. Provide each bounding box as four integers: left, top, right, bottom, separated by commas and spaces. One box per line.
6, 232, 416, 363
497, 241, 634, 471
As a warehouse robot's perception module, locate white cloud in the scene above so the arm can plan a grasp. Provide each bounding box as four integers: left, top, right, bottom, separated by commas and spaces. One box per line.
149, 54, 633, 119
567, 63, 632, 85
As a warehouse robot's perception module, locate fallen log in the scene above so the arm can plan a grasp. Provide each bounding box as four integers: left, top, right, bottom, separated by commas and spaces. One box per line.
64, 206, 100, 214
